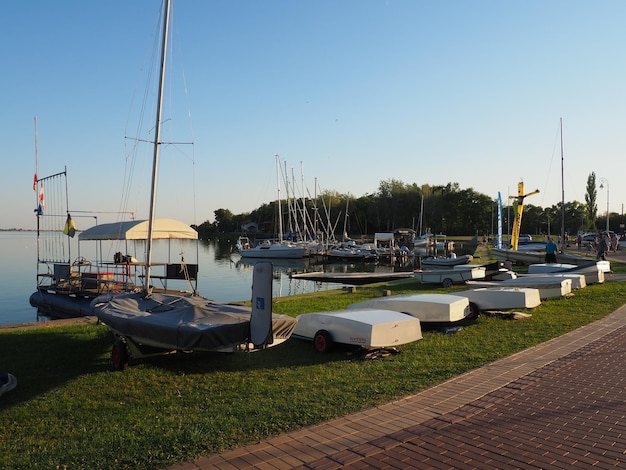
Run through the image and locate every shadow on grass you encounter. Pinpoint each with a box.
[0,325,111,410]
[121,335,361,374]
[0,323,363,407]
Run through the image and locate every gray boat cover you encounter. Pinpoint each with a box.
[91,292,296,351]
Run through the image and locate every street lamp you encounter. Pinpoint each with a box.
[599,177,609,232]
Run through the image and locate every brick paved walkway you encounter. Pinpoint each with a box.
[170,303,626,469]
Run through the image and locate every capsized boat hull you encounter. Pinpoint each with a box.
[451,287,541,311]
[92,292,297,352]
[492,248,591,266]
[529,261,609,284]
[518,273,586,289]
[349,293,475,325]
[467,278,572,299]
[292,308,422,350]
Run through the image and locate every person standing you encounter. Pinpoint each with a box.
[597,233,609,260]
[545,237,558,263]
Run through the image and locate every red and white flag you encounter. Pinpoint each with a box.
[37,184,45,215]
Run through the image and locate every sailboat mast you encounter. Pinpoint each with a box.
[275,154,283,242]
[560,117,565,250]
[34,116,40,263]
[145,0,171,294]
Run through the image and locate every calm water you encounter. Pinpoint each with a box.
[0,231,351,327]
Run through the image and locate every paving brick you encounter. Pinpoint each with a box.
[164,306,626,469]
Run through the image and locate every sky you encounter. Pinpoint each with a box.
[3,0,626,231]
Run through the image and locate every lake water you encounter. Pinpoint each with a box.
[0,231,359,326]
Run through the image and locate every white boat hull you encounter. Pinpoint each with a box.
[451,287,541,311]
[467,278,572,299]
[349,293,475,324]
[529,261,609,284]
[414,265,486,287]
[518,273,586,289]
[528,263,578,273]
[293,309,422,350]
[240,243,306,259]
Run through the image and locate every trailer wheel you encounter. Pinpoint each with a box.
[442,278,454,288]
[314,330,333,353]
[467,302,480,320]
[111,340,129,371]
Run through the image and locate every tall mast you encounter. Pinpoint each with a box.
[275,154,283,242]
[34,116,40,261]
[145,0,171,295]
[560,117,565,250]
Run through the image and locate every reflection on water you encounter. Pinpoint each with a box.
[1,232,476,326]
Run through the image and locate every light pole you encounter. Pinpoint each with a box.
[600,177,609,232]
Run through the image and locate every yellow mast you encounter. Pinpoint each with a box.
[509,181,539,250]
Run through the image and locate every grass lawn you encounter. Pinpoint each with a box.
[2,254,625,469]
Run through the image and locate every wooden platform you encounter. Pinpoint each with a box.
[289,271,414,285]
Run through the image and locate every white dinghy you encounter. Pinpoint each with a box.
[518,273,586,290]
[414,265,486,287]
[292,309,422,353]
[467,277,572,299]
[451,287,541,311]
[349,293,479,327]
[528,261,609,285]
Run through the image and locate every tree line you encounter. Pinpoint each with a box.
[194,172,622,240]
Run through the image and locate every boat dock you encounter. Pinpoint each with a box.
[289,271,414,285]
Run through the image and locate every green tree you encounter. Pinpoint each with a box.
[585,173,597,230]
[213,208,235,233]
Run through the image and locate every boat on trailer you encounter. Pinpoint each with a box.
[420,254,473,269]
[451,287,541,311]
[348,293,479,328]
[91,1,298,369]
[414,265,486,287]
[292,309,422,353]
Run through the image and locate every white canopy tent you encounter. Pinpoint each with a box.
[78,218,197,241]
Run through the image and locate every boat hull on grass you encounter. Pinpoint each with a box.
[451,287,541,311]
[292,308,422,352]
[467,278,572,299]
[518,273,586,289]
[349,293,478,327]
[492,248,591,266]
[528,261,609,284]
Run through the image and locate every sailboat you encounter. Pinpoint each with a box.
[91,0,296,369]
[237,154,306,259]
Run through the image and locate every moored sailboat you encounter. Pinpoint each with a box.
[91,0,296,369]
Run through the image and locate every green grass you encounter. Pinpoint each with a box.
[2,275,626,469]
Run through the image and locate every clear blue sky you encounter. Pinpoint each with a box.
[3,0,625,230]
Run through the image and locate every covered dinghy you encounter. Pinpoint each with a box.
[92,293,296,352]
[92,262,297,369]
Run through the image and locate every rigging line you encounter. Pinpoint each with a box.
[539,120,562,208]
[119,2,165,222]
